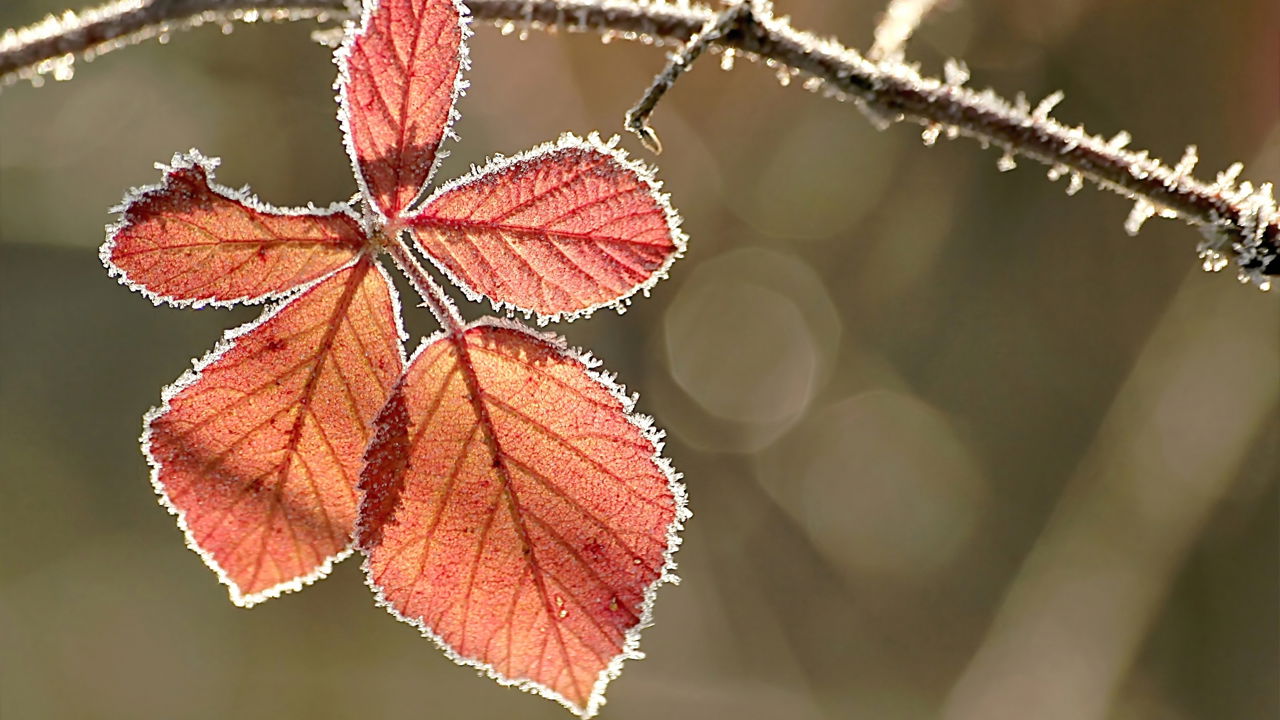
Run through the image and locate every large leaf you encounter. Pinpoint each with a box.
[359,320,686,717]
[408,134,685,321]
[337,0,467,220]
[147,258,405,605]
[103,151,366,306]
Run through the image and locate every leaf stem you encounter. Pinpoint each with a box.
[3,0,1276,285]
[382,231,465,336]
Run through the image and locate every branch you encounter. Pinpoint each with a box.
[0,0,351,85]
[623,1,752,154]
[2,0,1276,287]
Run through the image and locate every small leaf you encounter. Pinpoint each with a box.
[147,258,405,605]
[408,134,685,321]
[359,320,686,717]
[337,0,468,220]
[103,150,366,307]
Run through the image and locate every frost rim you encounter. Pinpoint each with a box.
[356,316,689,718]
[333,0,473,223]
[140,257,408,607]
[406,131,690,326]
[101,148,365,309]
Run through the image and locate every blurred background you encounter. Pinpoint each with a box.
[1,0,1277,718]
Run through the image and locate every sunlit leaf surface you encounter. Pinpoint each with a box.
[339,0,465,219]
[410,136,683,320]
[104,152,365,306]
[359,321,684,716]
[147,259,404,604]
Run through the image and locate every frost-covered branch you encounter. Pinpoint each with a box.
[0,0,350,85]
[3,0,1276,286]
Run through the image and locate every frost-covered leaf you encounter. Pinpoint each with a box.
[358,320,686,717]
[103,151,366,306]
[407,135,685,321]
[147,259,404,605]
[337,0,467,220]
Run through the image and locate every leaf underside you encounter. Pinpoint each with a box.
[147,259,404,603]
[105,157,365,305]
[409,141,681,318]
[359,322,681,715]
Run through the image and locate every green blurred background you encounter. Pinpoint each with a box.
[1,1,1277,718]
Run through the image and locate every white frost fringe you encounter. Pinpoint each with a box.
[359,317,689,718]
[100,148,363,308]
[409,131,690,326]
[138,258,407,607]
[333,0,473,224]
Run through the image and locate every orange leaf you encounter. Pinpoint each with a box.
[103,151,366,306]
[338,0,467,220]
[359,320,686,717]
[147,258,405,605]
[408,134,685,321]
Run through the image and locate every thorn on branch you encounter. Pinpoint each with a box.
[624,1,756,154]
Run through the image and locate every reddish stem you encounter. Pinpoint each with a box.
[382,230,465,336]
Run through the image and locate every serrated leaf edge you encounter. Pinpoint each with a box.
[141,257,408,607]
[333,0,473,224]
[407,131,689,326]
[356,316,689,718]
[100,148,366,309]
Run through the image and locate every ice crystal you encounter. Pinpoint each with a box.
[720,47,735,70]
[943,58,969,86]
[1210,162,1245,194]
[870,0,943,61]
[1171,145,1199,180]
[1032,91,1064,120]
[1107,131,1132,151]
[1124,199,1156,235]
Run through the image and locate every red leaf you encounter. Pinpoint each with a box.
[359,320,686,717]
[408,134,685,321]
[147,258,405,605]
[103,151,366,306]
[338,0,467,220]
